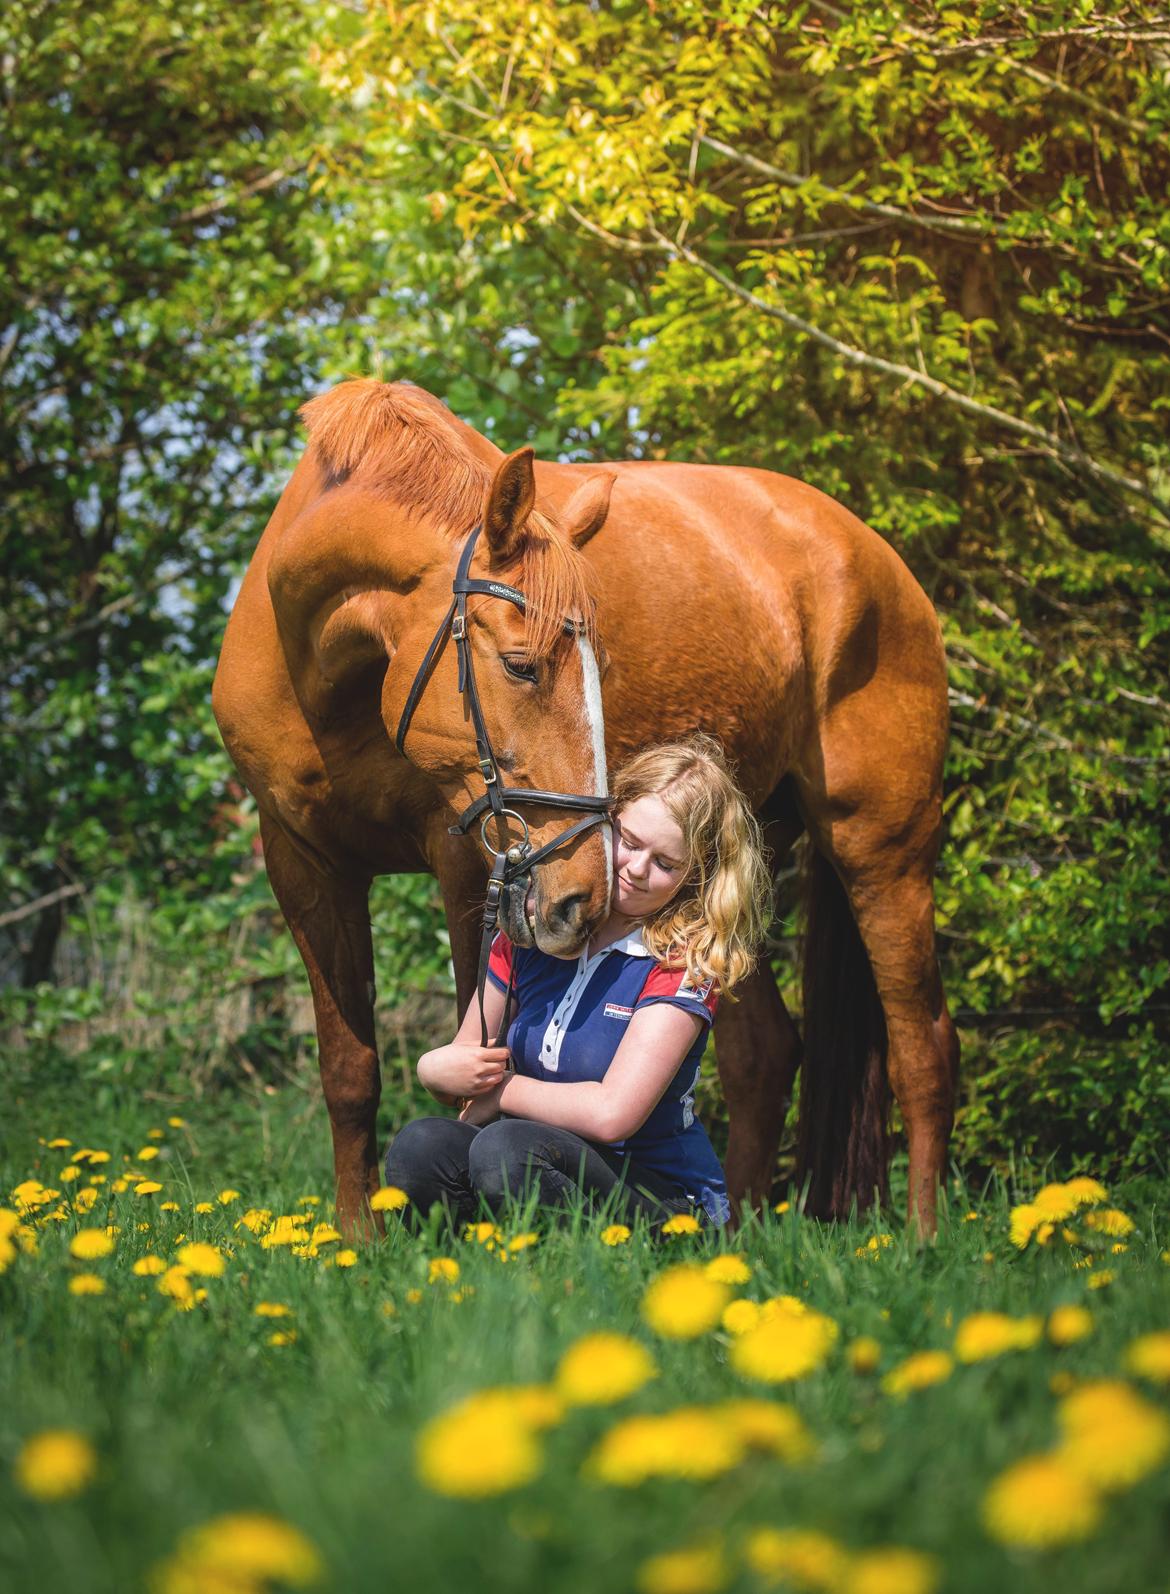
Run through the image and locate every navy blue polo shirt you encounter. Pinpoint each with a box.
[487,928,730,1225]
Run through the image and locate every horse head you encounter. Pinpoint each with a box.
[385,443,616,956]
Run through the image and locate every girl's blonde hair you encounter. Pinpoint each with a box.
[609,735,771,994]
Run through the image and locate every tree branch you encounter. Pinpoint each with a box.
[643,226,1170,528]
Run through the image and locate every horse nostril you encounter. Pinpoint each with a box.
[546,890,591,934]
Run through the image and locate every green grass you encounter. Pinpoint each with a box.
[2,1081,1169,1594]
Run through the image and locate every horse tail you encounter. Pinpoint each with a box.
[795,846,890,1217]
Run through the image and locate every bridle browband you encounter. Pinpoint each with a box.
[395,523,611,1045]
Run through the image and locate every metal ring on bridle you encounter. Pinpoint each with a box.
[480,807,530,860]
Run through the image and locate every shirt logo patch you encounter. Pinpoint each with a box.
[604,1002,634,1020]
[680,975,714,1001]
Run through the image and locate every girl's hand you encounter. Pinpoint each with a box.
[459,1080,507,1127]
[418,1042,511,1100]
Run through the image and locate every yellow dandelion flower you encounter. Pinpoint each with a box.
[59,1166,81,1185]
[641,1266,729,1340]
[157,1265,194,1307]
[1056,1379,1170,1490]
[773,1200,790,1215]
[587,1408,744,1486]
[146,1128,165,1139]
[744,1526,848,1589]
[334,1249,358,1268]
[47,1138,72,1149]
[69,1149,108,1165]
[1008,1203,1040,1248]
[254,1301,292,1317]
[464,1220,500,1244]
[71,1187,98,1214]
[193,1201,213,1215]
[133,1255,166,1276]
[110,1178,129,1195]
[309,1224,341,1246]
[637,1541,726,1594]
[601,1223,631,1246]
[236,1207,272,1234]
[704,1255,752,1285]
[69,1272,105,1295]
[167,1116,186,1128]
[217,1189,241,1205]
[661,1212,701,1237]
[160,1512,321,1588]
[1033,1183,1078,1222]
[381,1301,397,1318]
[848,1336,882,1375]
[982,1453,1101,1547]
[722,1299,761,1336]
[370,1185,409,1212]
[1048,1305,1094,1346]
[461,1385,563,1432]
[416,1395,543,1497]
[14,1430,97,1501]
[1086,1270,1114,1290]
[843,1547,940,1594]
[716,1399,813,1463]
[69,1227,114,1260]
[881,1351,953,1398]
[13,1180,59,1212]
[160,1201,180,1213]
[1124,1331,1170,1386]
[730,1301,838,1384]
[136,1146,159,1161]
[267,1330,297,1347]
[428,1257,460,1285]
[556,1332,657,1406]
[259,1215,310,1248]
[1083,1208,1134,1238]
[962,1210,979,1221]
[507,1232,539,1252]
[298,1195,321,1207]
[1064,1177,1108,1208]
[134,1181,162,1197]
[954,1312,1042,1363]
[405,1287,423,1305]
[176,1243,224,1278]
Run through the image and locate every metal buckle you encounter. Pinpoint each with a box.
[480,759,497,785]
[481,807,531,858]
[451,613,466,641]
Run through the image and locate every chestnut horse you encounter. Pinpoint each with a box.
[213,379,958,1236]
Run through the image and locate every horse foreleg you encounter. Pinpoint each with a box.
[260,812,382,1240]
[843,860,959,1236]
[714,964,800,1221]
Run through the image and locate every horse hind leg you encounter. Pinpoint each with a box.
[812,817,960,1235]
[260,811,383,1240]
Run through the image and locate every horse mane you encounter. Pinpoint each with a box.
[299,378,595,659]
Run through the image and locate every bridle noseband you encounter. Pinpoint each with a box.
[395,524,612,1045]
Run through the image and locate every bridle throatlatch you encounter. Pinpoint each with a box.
[395,524,612,1045]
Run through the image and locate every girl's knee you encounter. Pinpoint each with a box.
[467,1120,543,1201]
[385,1116,467,1179]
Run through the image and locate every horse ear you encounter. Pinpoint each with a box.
[482,447,536,564]
[561,470,616,548]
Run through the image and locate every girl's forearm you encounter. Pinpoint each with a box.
[498,1074,615,1141]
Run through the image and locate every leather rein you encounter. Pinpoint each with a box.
[394,523,611,1046]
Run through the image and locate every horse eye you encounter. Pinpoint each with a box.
[502,655,538,683]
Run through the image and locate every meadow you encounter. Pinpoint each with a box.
[3,1082,1169,1594]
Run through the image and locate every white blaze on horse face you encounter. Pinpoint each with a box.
[576,633,612,900]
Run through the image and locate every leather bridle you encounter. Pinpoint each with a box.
[395,523,612,1044]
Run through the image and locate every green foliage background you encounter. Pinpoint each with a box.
[2,0,1168,1184]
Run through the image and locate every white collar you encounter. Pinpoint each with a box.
[584,925,652,962]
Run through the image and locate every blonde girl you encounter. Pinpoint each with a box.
[384,735,770,1228]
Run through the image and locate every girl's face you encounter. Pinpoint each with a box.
[612,794,689,921]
